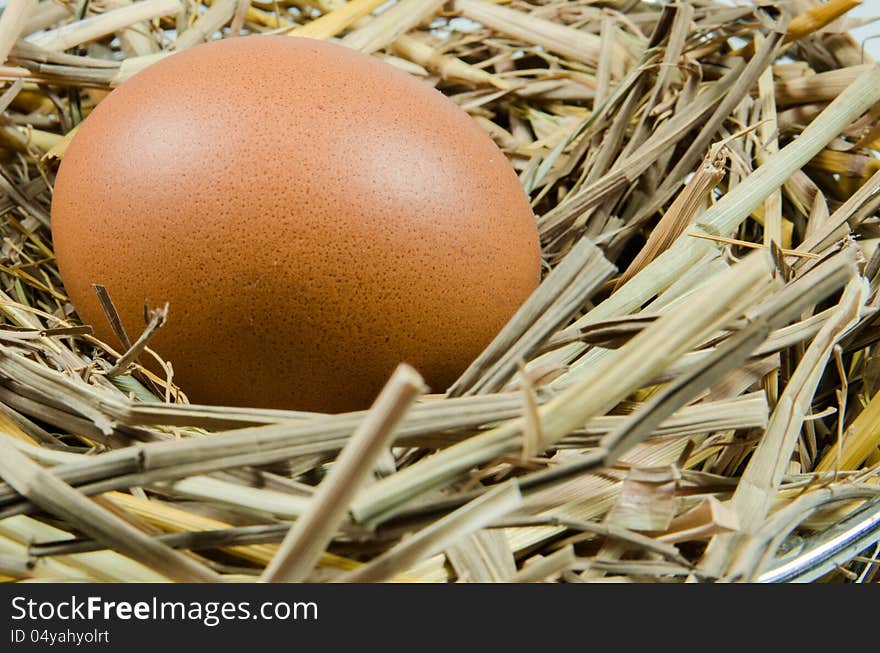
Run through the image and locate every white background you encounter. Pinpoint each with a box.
[848,1,879,59]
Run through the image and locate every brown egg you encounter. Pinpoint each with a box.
[51,36,541,413]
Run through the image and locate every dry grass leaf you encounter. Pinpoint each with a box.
[657,497,739,544]
[605,466,679,532]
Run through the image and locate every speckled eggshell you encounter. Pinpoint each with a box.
[51,35,541,413]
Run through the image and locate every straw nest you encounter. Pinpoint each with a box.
[0,0,878,583]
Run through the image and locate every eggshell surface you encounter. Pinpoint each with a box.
[51,36,541,412]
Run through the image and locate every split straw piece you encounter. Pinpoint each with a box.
[614,148,726,290]
[757,33,782,248]
[26,0,182,52]
[261,364,426,582]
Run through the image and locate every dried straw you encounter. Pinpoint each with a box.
[0,0,877,585]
